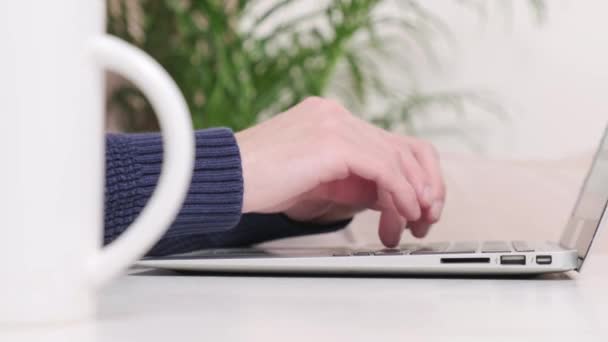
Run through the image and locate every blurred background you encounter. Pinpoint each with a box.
[103,0,608,250]
[105,0,608,160]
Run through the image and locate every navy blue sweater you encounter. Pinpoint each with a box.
[104,128,349,256]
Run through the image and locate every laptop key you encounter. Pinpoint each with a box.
[332,251,351,257]
[353,251,372,256]
[445,241,478,254]
[512,240,535,252]
[399,244,419,253]
[481,241,512,253]
[410,243,450,255]
[373,248,404,256]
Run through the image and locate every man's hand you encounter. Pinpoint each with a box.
[235,97,446,247]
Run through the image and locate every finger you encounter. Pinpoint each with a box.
[325,126,417,219]
[408,139,446,222]
[336,140,422,221]
[378,206,406,248]
[338,121,423,220]
[407,218,432,238]
[354,121,431,208]
[397,147,432,208]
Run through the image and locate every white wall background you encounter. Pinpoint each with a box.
[412,0,608,160]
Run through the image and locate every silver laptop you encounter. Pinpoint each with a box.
[137,128,608,275]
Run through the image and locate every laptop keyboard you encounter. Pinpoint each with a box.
[333,241,535,257]
[148,240,542,261]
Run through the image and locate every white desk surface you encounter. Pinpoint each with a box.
[5,255,608,342]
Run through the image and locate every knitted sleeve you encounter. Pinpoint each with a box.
[104,128,350,256]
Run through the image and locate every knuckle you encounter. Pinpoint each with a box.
[303,98,354,135]
[321,98,347,113]
[302,97,349,117]
[301,96,325,108]
[318,114,351,136]
[321,100,352,121]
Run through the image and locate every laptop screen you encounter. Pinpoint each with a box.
[560,127,608,270]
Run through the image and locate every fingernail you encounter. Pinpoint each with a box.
[430,200,444,221]
[422,185,433,206]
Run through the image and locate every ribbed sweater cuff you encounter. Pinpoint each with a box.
[104,128,243,244]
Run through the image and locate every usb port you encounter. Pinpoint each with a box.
[536,255,552,265]
[500,255,526,265]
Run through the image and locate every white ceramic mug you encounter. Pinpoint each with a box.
[0,1,194,323]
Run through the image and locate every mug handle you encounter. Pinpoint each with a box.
[87,35,195,287]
